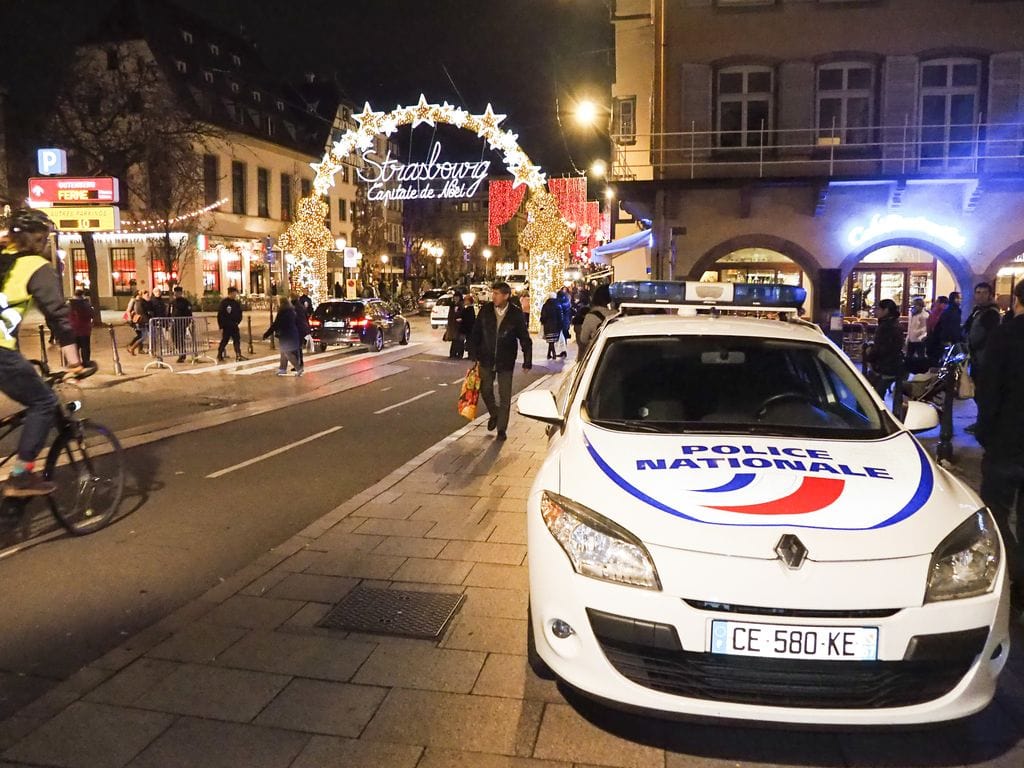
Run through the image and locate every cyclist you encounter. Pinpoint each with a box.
[0,208,93,497]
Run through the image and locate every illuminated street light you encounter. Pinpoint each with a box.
[575,99,599,127]
[604,187,615,200]
[334,237,347,250]
[590,159,608,178]
[482,247,492,280]
[380,253,389,265]
[460,231,477,249]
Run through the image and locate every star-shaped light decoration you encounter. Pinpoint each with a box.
[332,130,358,157]
[310,159,338,191]
[354,102,384,132]
[512,162,546,190]
[477,103,507,132]
[354,130,376,152]
[489,130,519,155]
[444,103,469,128]
[411,94,440,129]
[379,114,400,136]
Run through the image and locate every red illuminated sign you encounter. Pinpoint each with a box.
[28,177,120,205]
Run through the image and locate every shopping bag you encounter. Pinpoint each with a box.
[553,335,567,357]
[458,363,480,420]
[956,362,975,400]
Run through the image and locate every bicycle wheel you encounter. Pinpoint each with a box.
[44,422,125,535]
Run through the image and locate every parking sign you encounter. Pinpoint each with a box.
[36,148,68,176]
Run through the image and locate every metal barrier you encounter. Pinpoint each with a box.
[145,317,215,372]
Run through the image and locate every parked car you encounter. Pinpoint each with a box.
[430,293,457,330]
[469,283,491,304]
[506,271,529,295]
[418,289,448,315]
[309,299,411,353]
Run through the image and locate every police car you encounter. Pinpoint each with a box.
[517,281,1009,726]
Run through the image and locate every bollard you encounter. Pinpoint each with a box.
[937,364,956,464]
[268,307,275,350]
[108,324,125,376]
[37,324,48,370]
[247,316,254,355]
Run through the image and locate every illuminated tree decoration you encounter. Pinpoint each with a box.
[520,190,575,332]
[277,196,333,301]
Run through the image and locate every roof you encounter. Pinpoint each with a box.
[600,313,827,343]
[87,0,335,156]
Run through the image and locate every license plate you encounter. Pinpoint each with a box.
[324,321,344,328]
[710,620,878,661]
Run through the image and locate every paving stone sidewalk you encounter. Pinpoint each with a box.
[2,397,1024,767]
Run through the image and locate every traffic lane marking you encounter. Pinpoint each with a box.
[373,390,436,415]
[230,343,422,375]
[206,426,343,479]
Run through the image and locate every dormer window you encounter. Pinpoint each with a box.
[276,100,285,112]
[252,91,261,103]
[175,60,187,74]
[203,70,214,84]
[232,54,241,67]
[182,30,193,43]
[230,82,239,94]
[209,43,220,55]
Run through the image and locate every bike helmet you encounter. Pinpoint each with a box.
[8,208,55,234]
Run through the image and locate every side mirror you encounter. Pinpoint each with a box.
[901,400,939,433]
[517,390,562,426]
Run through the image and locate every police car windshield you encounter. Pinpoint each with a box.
[585,335,894,439]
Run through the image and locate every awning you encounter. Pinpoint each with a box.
[592,228,653,259]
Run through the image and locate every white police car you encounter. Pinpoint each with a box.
[517,281,1009,726]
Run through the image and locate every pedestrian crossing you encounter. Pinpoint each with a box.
[175,343,422,376]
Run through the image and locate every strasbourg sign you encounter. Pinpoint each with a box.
[357,141,489,202]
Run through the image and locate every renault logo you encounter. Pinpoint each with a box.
[775,534,808,570]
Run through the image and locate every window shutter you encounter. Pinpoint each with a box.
[778,61,814,155]
[679,63,712,167]
[880,56,918,173]
[986,53,1023,173]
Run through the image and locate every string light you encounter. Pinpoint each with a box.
[118,198,228,232]
[520,190,574,333]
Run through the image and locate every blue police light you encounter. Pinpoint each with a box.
[609,281,806,310]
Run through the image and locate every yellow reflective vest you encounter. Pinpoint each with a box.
[0,247,50,351]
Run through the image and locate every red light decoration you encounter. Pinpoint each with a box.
[547,177,587,234]
[487,180,527,246]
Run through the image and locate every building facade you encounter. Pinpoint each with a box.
[609,0,1024,319]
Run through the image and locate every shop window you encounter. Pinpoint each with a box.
[816,62,874,145]
[280,173,292,220]
[716,65,774,148]
[203,154,219,206]
[614,96,636,145]
[202,252,221,293]
[232,161,247,215]
[250,262,266,294]
[71,248,90,292]
[110,248,136,296]
[224,252,242,291]
[257,167,270,218]
[920,58,981,168]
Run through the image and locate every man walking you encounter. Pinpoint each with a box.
[216,286,246,362]
[170,286,193,364]
[963,281,1001,433]
[469,281,532,441]
[975,280,1024,612]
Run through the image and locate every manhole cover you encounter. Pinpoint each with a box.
[317,587,464,639]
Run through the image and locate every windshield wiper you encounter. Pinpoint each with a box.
[590,419,681,433]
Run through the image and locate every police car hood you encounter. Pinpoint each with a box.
[563,426,978,561]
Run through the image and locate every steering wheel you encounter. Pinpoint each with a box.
[755,392,817,420]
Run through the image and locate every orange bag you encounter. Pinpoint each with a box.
[458,364,480,420]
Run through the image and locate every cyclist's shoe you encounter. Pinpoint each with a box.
[4,472,57,497]
[66,361,98,380]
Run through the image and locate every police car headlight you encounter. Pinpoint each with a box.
[540,491,661,590]
[925,510,1000,603]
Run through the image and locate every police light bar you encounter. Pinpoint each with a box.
[610,281,806,310]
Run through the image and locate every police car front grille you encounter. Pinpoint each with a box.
[595,638,975,709]
[682,600,900,620]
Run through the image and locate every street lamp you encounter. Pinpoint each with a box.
[590,159,608,178]
[575,99,599,127]
[482,248,492,281]
[460,231,476,284]
[435,255,442,284]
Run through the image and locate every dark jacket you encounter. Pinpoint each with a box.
[964,301,1001,370]
[264,303,301,352]
[934,301,963,346]
[975,314,1024,459]
[469,301,532,372]
[557,291,572,334]
[68,298,93,337]
[217,297,243,328]
[461,305,476,339]
[148,296,168,318]
[298,294,314,316]
[540,297,562,338]
[171,295,192,317]
[292,300,310,337]
[867,315,904,377]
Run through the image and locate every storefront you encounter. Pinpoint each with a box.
[844,245,957,317]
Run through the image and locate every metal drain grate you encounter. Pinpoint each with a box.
[317,587,464,639]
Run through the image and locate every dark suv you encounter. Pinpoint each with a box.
[309,299,411,353]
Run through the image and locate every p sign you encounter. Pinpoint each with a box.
[36,148,68,176]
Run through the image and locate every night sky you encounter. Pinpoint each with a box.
[2,0,613,178]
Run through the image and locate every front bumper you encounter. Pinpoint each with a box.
[527,503,1011,725]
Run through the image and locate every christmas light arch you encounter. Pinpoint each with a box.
[281,94,572,331]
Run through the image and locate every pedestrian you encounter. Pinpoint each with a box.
[541,292,562,359]
[216,286,246,362]
[298,292,314,318]
[963,281,1002,433]
[934,290,963,351]
[975,279,1024,614]
[263,296,302,375]
[906,296,928,367]
[446,291,465,358]
[864,298,905,400]
[468,281,532,441]
[67,289,93,365]
[557,289,572,349]
[461,294,475,355]
[334,281,343,299]
[925,295,949,365]
[292,296,310,371]
[127,289,152,355]
[571,286,592,342]
[169,286,193,363]
[149,287,168,318]
[577,284,616,357]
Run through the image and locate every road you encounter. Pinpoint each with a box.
[0,318,548,720]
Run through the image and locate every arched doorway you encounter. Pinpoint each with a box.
[986,240,1024,313]
[844,244,958,317]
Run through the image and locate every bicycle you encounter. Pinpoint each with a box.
[0,360,125,535]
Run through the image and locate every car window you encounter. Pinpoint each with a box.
[315,302,362,320]
[435,297,453,308]
[585,335,893,439]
